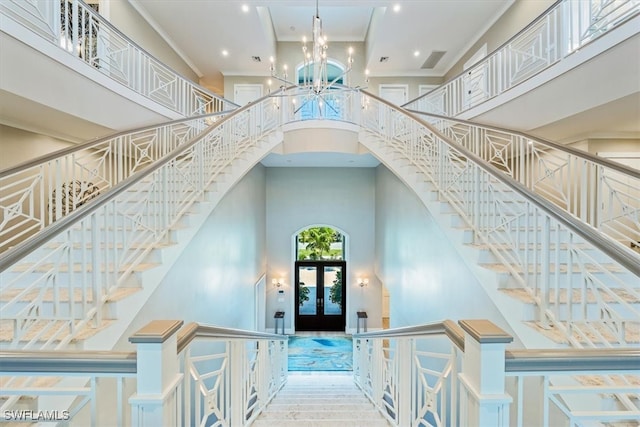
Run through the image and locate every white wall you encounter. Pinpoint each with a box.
[0,125,73,169]
[265,167,379,333]
[374,165,516,335]
[108,1,199,83]
[446,0,556,80]
[114,165,267,350]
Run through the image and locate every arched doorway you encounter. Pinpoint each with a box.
[294,226,346,331]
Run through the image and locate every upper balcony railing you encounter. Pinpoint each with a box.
[0,0,237,116]
[403,0,640,115]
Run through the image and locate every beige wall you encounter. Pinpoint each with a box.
[223,41,441,101]
[223,77,270,104]
[445,0,556,80]
[588,139,640,156]
[0,125,73,170]
[106,1,199,83]
[366,76,444,101]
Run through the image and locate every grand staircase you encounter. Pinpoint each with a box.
[0,119,284,353]
[253,374,390,427]
[358,127,639,349]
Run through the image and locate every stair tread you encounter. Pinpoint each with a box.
[480,262,626,274]
[10,262,159,274]
[256,374,389,425]
[524,320,640,345]
[0,287,141,303]
[265,403,375,411]
[0,318,114,343]
[500,287,640,304]
[252,421,390,426]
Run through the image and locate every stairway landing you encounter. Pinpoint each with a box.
[253,373,390,426]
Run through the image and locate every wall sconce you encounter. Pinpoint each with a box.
[357,278,369,287]
[272,278,284,288]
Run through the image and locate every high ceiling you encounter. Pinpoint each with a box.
[129,0,514,92]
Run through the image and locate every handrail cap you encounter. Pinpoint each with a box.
[130,320,184,344]
[459,319,513,344]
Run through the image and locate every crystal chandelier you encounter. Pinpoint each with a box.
[269,0,354,115]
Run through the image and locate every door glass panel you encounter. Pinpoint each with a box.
[324,265,343,316]
[298,266,317,316]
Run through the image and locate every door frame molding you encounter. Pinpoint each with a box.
[294,260,347,332]
[378,84,409,105]
[290,224,350,333]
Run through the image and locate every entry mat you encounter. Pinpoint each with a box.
[288,336,353,371]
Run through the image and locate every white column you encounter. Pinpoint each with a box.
[129,320,184,427]
[458,319,513,427]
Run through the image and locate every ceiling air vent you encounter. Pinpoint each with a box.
[421,51,446,69]
[251,56,262,62]
[379,56,389,63]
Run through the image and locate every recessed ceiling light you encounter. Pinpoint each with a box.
[414,50,420,57]
[241,4,249,13]
[222,50,229,57]
[393,4,401,13]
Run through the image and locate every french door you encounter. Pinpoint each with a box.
[295,261,346,331]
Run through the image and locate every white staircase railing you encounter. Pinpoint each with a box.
[0,0,237,116]
[0,321,288,426]
[0,91,282,351]
[0,113,227,253]
[1,87,638,352]
[359,91,640,348]
[403,0,640,116]
[175,323,288,426]
[406,110,640,259]
[354,320,640,427]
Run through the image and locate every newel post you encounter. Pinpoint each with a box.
[458,319,513,427]
[129,320,184,427]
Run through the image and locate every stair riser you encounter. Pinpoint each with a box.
[256,410,385,420]
[477,248,617,265]
[1,300,119,319]
[518,301,640,320]
[15,248,166,266]
[252,420,390,427]
[2,272,143,289]
[87,213,194,229]
[493,271,638,289]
